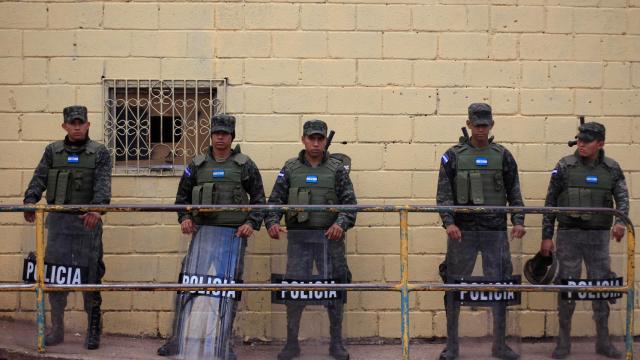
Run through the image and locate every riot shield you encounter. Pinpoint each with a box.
[541,229,627,359]
[270,229,350,358]
[173,226,245,360]
[440,230,523,359]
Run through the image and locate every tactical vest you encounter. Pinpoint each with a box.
[557,154,614,229]
[190,152,250,227]
[285,157,340,229]
[46,141,98,205]
[453,143,507,206]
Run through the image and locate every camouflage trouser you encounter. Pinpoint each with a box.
[555,229,612,334]
[284,230,351,342]
[443,231,513,352]
[45,213,105,315]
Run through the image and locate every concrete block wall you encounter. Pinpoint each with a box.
[0,0,639,341]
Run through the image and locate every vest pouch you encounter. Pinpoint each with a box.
[578,188,593,221]
[191,186,203,205]
[200,183,217,220]
[456,171,470,204]
[494,172,504,192]
[46,169,60,204]
[469,171,484,205]
[54,171,72,205]
[296,189,311,223]
[567,188,582,219]
[232,185,248,205]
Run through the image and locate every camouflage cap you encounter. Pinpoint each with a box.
[468,102,493,125]
[63,106,88,123]
[303,119,327,137]
[211,114,236,135]
[577,121,605,142]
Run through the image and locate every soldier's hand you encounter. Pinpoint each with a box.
[540,239,554,256]
[612,223,625,242]
[446,224,462,242]
[325,224,344,241]
[268,224,287,240]
[80,212,101,230]
[511,225,526,240]
[24,211,35,223]
[236,223,254,238]
[180,219,198,235]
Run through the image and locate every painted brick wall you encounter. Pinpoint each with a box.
[0,0,639,340]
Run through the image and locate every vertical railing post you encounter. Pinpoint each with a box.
[35,206,46,353]
[399,210,410,360]
[624,225,635,360]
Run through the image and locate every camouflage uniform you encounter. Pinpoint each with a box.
[542,122,628,359]
[159,115,266,359]
[436,103,524,360]
[23,106,112,349]
[266,120,356,360]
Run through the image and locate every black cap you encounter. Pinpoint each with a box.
[577,122,605,142]
[303,119,328,137]
[211,114,236,135]
[63,106,88,123]
[468,103,493,125]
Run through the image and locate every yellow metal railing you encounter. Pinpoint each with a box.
[0,204,635,360]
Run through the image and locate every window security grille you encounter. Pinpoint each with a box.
[103,79,227,176]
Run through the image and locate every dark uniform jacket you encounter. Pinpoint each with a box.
[436,139,525,231]
[175,146,266,230]
[542,149,629,240]
[24,137,112,205]
[265,150,357,230]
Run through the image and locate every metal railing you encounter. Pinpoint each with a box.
[0,204,635,360]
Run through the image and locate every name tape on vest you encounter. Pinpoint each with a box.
[178,273,242,300]
[560,277,623,301]
[475,157,489,167]
[22,259,88,285]
[271,274,343,304]
[454,276,522,306]
[305,175,318,184]
[212,169,225,178]
[67,155,79,164]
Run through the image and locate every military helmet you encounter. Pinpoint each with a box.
[524,251,559,285]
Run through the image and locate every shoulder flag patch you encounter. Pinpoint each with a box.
[277,171,285,178]
[551,169,558,176]
[441,153,449,164]
[184,167,192,177]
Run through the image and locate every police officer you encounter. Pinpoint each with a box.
[23,105,112,350]
[540,122,628,359]
[266,120,356,360]
[437,103,525,360]
[158,114,266,359]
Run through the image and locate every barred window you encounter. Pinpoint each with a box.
[103,79,227,176]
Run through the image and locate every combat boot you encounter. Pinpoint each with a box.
[491,344,520,360]
[277,342,301,360]
[85,307,101,350]
[278,305,303,360]
[45,310,64,346]
[328,303,349,360]
[595,321,622,359]
[552,300,574,359]
[157,336,179,356]
[438,347,458,360]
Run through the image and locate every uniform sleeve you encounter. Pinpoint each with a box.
[502,149,525,226]
[265,166,290,229]
[611,165,630,226]
[24,145,53,204]
[436,149,456,228]
[90,146,112,205]
[542,162,565,240]
[334,166,357,231]
[175,163,198,224]
[241,159,267,230]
